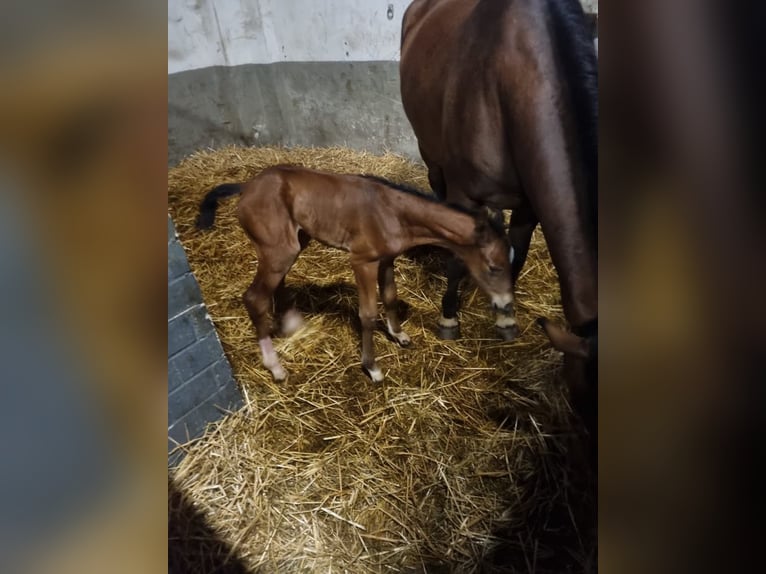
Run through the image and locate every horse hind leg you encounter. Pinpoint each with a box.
[378,258,411,347]
[243,247,300,381]
[275,230,312,336]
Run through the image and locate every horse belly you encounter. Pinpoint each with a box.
[442,109,525,211]
[291,210,353,251]
[296,220,350,251]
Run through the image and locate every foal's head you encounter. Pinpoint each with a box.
[460,215,513,313]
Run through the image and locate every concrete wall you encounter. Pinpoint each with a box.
[169,0,411,72]
[168,0,413,165]
[168,216,243,466]
[168,0,597,164]
[169,60,415,164]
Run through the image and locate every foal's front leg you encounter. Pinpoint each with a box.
[352,260,383,382]
[378,258,411,347]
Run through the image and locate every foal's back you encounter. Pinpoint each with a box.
[237,165,403,254]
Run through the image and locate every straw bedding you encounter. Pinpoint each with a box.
[168,146,594,573]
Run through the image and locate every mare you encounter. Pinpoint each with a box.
[400,0,598,439]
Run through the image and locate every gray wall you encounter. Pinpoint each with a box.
[168,216,243,466]
[168,60,418,166]
[167,0,598,165]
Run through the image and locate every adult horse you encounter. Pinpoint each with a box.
[400,0,597,438]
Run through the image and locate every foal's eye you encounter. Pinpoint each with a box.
[489,265,503,274]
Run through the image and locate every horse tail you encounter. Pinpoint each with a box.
[195,183,243,229]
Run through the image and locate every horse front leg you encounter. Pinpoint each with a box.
[490,207,536,341]
[437,255,466,339]
[508,205,538,284]
[352,260,383,382]
[378,258,411,347]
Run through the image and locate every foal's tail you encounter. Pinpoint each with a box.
[195,183,243,229]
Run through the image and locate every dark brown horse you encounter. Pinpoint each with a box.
[400,0,597,434]
[196,165,513,382]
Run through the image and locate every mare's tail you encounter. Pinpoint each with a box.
[195,183,243,229]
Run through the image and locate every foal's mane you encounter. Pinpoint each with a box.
[358,174,505,237]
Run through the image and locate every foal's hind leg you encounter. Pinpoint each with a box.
[352,260,383,382]
[274,230,312,335]
[437,256,467,339]
[243,248,299,381]
[378,258,411,347]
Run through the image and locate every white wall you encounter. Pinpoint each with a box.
[168,0,412,74]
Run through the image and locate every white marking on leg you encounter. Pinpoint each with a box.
[368,365,384,383]
[495,314,517,329]
[387,318,411,345]
[282,309,304,336]
[259,337,286,380]
[439,315,459,328]
[509,245,515,264]
[491,293,513,310]
[270,364,287,381]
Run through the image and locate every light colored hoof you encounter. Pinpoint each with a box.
[366,365,384,383]
[281,309,304,336]
[270,364,287,381]
[394,332,412,347]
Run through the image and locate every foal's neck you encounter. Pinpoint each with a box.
[397,194,477,248]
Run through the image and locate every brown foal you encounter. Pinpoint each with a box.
[197,165,513,382]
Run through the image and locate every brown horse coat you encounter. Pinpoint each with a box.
[400,0,597,330]
[400,0,598,445]
[197,165,513,382]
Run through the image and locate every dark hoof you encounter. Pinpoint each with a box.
[496,324,519,341]
[437,324,461,340]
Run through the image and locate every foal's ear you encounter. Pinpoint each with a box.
[537,318,590,359]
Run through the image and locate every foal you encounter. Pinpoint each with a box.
[197,165,514,382]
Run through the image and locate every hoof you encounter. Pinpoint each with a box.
[365,365,384,383]
[495,324,519,341]
[281,309,304,336]
[437,324,461,340]
[394,332,412,347]
[269,365,287,381]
